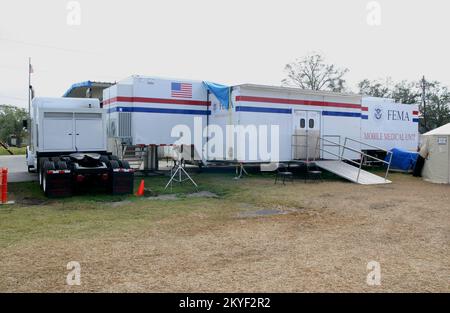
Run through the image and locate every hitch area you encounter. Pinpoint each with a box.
[38,154,134,197]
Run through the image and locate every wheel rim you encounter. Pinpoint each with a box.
[43,175,46,193]
[39,170,42,185]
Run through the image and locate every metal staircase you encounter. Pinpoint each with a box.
[121,145,145,170]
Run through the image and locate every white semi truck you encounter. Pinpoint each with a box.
[26,97,134,197]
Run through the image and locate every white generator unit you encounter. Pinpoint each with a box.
[26,97,134,197]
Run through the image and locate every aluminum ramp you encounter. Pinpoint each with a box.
[315,160,391,185]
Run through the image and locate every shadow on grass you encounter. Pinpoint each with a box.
[5,164,395,206]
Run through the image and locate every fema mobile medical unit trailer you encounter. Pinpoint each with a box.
[102,76,418,171]
[207,85,419,163]
[207,84,364,163]
[103,77,363,164]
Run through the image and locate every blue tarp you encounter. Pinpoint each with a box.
[63,81,93,97]
[203,81,231,109]
[385,148,419,171]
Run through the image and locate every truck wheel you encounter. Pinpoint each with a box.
[43,160,55,171]
[99,155,109,164]
[109,155,120,161]
[119,160,130,169]
[56,160,68,170]
[109,160,120,169]
[42,171,49,196]
[38,158,49,189]
[42,161,55,197]
[39,169,43,188]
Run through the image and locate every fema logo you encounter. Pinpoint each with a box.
[374,107,383,120]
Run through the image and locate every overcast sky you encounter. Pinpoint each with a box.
[1,0,449,108]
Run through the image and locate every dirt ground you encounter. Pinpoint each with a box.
[0,173,449,292]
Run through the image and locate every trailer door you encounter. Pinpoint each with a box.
[293,110,321,160]
[74,113,104,151]
[42,112,74,151]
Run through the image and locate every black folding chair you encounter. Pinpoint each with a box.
[306,163,322,183]
[274,163,294,185]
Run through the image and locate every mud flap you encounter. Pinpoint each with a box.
[111,170,134,195]
[44,172,73,197]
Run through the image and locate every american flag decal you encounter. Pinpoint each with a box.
[171,82,192,98]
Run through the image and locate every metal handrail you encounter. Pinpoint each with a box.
[342,137,393,166]
[316,136,393,183]
[314,135,341,162]
[344,137,392,153]
[315,146,361,166]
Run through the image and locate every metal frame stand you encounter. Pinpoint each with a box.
[164,160,198,191]
[234,162,249,179]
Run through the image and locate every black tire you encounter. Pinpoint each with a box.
[42,170,49,196]
[119,160,130,169]
[42,161,55,197]
[109,160,120,169]
[99,155,109,164]
[38,158,49,189]
[56,161,68,170]
[109,155,120,161]
[43,160,55,171]
[38,168,43,189]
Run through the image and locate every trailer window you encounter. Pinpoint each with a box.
[309,119,315,129]
[300,118,306,128]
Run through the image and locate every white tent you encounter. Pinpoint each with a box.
[421,123,450,184]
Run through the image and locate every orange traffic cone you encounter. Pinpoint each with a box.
[136,179,145,196]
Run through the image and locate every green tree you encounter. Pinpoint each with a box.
[358,78,393,98]
[357,77,450,133]
[420,81,450,132]
[358,78,420,104]
[0,105,28,144]
[282,53,349,92]
[391,80,420,104]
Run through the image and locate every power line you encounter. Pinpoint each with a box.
[0,94,28,101]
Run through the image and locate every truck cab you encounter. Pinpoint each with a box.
[27,97,133,197]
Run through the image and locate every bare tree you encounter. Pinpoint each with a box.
[282,53,349,92]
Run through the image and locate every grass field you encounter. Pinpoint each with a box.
[0,146,26,156]
[0,170,449,292]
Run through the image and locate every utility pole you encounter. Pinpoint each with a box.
[421,75,427,131]
[28,57,33,146]
[28,58,31,113]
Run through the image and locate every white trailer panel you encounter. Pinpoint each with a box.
[103,76,419,165]
[103,76,209,151]
[361,97,419,151]
[208,84,363,162]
